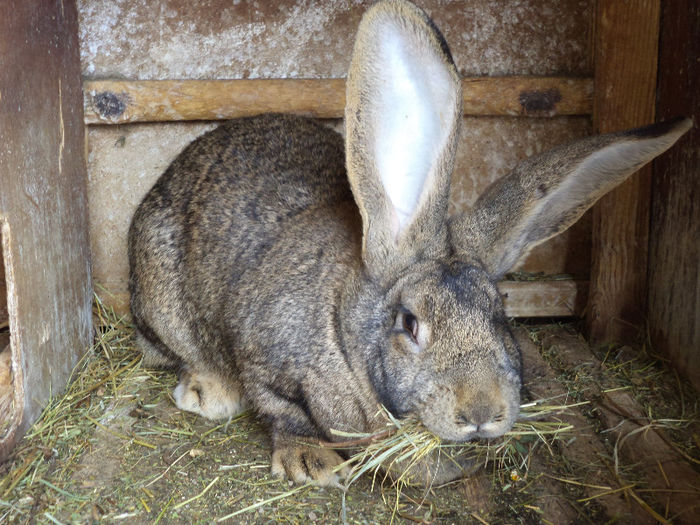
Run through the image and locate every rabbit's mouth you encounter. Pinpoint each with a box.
[415,387,519,442]
[452,411,514,440]
[420,413,515,442]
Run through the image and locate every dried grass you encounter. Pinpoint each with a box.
[337,398,581,488]
[221,398,582,522]
[0,295,583,523]
[5,295,696,523]
[0,294,156,520]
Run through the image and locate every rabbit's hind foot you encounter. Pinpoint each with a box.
[173,368,248,420]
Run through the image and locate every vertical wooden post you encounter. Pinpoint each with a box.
[0,0,92,461]
[648,0,700,391]
[587,0,661,344]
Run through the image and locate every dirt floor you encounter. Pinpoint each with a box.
[1,307,699,524]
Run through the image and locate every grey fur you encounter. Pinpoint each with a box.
[128,0,691,486]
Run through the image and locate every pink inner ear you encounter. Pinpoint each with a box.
[368,20,456,239]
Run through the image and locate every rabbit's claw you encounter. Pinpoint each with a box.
[271,443,349,487]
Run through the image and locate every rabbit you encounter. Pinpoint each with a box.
[128,0,691,487]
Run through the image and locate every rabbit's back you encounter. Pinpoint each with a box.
[128,114,351,371]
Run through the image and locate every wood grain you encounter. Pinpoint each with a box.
[586,0,660,344]
[539,329,700,525]
[0,0,92,462]
[102,280,587,320]
[499,280,588,318]
[83,76,593,124]
[647,0,700,391]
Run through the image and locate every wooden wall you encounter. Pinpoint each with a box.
[0,0,92,461]
[648,0,700,390]
[587,0,660,343]
[77,0,595,315]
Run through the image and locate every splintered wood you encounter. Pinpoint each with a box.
[0,333,12,436]
[0,261,7,330]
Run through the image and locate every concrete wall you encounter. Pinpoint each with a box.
[78,0,593,311]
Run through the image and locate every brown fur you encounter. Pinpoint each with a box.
[128,0,690,486]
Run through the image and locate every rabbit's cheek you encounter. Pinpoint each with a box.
[413,385,461,436]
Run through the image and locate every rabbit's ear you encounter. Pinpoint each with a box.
[345,0,462,278]
[450,117,692,279]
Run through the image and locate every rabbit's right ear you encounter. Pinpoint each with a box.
[345,0,462,279]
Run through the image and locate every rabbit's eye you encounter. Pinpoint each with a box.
[402,312,419,342]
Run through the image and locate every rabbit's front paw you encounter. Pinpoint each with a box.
[173,368,247,420]
[271,444,349,486]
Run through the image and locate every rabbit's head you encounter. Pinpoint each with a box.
[345,257,522,441]
[343,0,691,442]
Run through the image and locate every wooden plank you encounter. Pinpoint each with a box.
[517,328,656,524]
[101,280,586,320]
[647,0,700,391]
[539,328,700,525]
[0,259,7,328]
[0,0,92,462]
[499,280,588,318]
[82,76,593,124]
[586,0,660,344]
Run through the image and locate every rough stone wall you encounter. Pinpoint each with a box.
[79,0,593,310]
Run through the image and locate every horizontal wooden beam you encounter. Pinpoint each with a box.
[99,280,587,319]
[83,77,593,124]
[499,280,588,318]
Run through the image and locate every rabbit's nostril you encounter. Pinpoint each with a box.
[456,414,471,426]
[456,409,490,428]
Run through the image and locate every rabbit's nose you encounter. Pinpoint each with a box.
[456,403,510,437]
[457,406,491,428]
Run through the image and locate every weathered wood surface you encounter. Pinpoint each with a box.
[0,0,92,461]
[83,77,593,124]
[0,262,7,329]
[587,0,660,344]
[539,329,700,525]
[517,328,657,524]
[647,0,700,391]
[499,280,588,318]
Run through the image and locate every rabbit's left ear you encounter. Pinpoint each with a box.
[449,117,693,279]
[345,0,462,278]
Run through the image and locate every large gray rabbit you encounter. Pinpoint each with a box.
[128,0,691,486]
